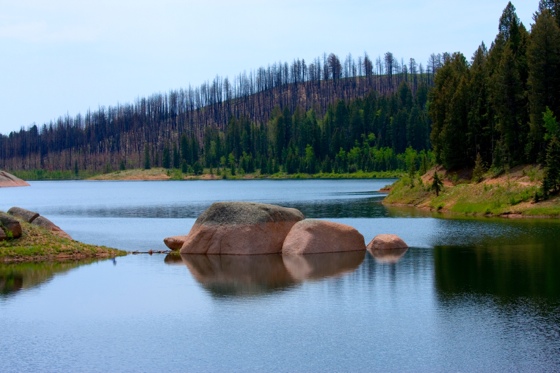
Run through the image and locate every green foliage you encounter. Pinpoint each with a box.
[543,107,559,141]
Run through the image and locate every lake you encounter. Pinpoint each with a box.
[1,180,559,372]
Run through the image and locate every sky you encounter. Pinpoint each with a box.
[0,0,538,135]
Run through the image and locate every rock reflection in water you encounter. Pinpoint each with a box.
[182,254,296,297]
[367,248,409,264]
[178,251,365,298]
[283,251,365,281]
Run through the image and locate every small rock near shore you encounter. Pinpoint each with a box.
[366,234,408,251]
[163,235,189,251]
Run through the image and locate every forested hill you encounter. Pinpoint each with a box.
[0,52,437,176]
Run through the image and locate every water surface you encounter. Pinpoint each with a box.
[1,180,559,372]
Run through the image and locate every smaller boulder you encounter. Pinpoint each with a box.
[282,219,365,255]
[8,207,40,223]
[0,212,22,239]
[367,234,408,251]
[32,216,72,240]
[163,235,188,251]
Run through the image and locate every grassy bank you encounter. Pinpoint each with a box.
[383,165,560,218]
[0,218,126,263]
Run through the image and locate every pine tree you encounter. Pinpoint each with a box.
[543,136,560,197]
[143,144,151,170]
[432,172,444,196]
[527,8,560,161]
[472,152,486,183]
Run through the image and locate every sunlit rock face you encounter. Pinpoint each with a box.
[0,171,29,188]
[282,219,365,255]
[163,235,188,251]
[179,202,304,255]
[366,234,408,251]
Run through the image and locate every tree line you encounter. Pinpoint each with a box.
[429,1,560,174]
[0,51,439,175]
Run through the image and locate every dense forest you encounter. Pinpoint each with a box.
[0,51,439,176]
[430,1,560,176]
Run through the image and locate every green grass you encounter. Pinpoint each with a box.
[0,218,126,262]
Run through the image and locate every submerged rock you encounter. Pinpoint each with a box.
[367,234,408,251]
[179,202,304,255]
[282,219,365,255]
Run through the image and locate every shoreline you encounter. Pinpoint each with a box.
[0,218,126,263]
[382,165,560,219]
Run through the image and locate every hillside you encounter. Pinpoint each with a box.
[0,52,436,178]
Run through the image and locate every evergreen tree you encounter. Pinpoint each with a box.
[527,8,560,161]
[472,152,486,183]
[543,136,560,197]
[432,172,443,196]
[162,145,171,169]
[143,144,151,170]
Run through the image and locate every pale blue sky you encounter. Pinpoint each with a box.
[0,0,537,135]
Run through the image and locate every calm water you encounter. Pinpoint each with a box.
[1,180,559,372]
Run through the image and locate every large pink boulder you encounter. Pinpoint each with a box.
[367,234,408,251]
[282,219,365,255]
[179,202,304,255]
